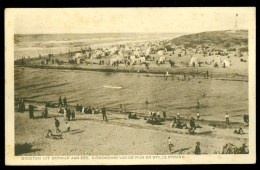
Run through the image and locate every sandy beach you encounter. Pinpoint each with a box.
[15,101,248,156]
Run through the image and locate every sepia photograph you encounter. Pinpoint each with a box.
[5,8,256,165]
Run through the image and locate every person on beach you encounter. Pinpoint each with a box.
[119,104,123,113]
[71,110,75,121]
[82,106,85,114]
[225,113,230,125]
[59,96,62,107]
[189,117,196,133]
[156,110,160,117]
[197,113,200,120]
[64,107,67,120]
[195,142,201,154]
[197,100,200,108]
[163,111,166,120]
[28,104,34,119]
[234,127,244,134]
[66,122,70,133]
[102,107,108,121]
[165,70,169,80]
[145,99,149,107]
[124,105,127,113]
[54,117,61,133]
[44,106,48,119]
[168,137,174,152]
[243,113,249,126]
[176,113,181,122]
[63,97,67,107]
[66,107,71,121]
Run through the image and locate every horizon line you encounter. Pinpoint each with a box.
[14,29,248,35]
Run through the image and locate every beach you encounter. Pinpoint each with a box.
[14,31,249,156]
[15,102,248,155]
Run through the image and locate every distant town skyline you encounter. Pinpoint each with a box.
[10,8,255,34]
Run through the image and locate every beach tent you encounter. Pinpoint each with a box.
[110,56,123,65]
[189,56,200,66]
[133,50,141,57]
[139,57,146,63]
[109,47,120,55]
[129,55,136,62]
[145,48,152,56]
[72,53,82,60]
[157,50,165,56]
[159,56,166,63]
[222,60,231,67]
[76,57,82,64]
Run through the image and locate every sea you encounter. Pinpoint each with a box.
[15,67,248,122]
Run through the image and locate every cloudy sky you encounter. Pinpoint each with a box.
[10,7,255,34]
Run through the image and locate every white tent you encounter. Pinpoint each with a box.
[189,56,199,66]
[222,60,231,67]
[157,50,165,56]
[139,57,146,63]
[130,55,136,61]
[145,48,152,56]
[72,53,82,60]
[159,56,166,63]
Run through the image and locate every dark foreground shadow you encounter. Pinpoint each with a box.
[15,143,41,155]
[171,147,192,154]
[70,130,85,135]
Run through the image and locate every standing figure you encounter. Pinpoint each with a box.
[63,97,67,107]
[197,113,200,120]
[82,106,85,114]
[163,111,166,120]
[243,113,249,126]
[195,142,201,154]
[102,107,108,121]
[71,110,75,121]
[189,117,196,133]
[66,122,70,133]
[55,117,61,133]
[168,137,174,152]
[197,100,200,108]
[59,96,62,107]
[44,107,48,119]
[225,113,230,125]
[66,107,71,121]
[29,104,34,119]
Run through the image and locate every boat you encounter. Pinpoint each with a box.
[104,84,122,89]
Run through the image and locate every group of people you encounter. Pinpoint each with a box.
[46,117,71,139]
[172,113,202,133]
[58,106,76,121]
[59,96,67,107]
[146,110,167,125]
[225,112,249,126]
[76,104,100,114]
[16,98,26,112]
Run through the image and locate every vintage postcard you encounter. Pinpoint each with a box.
[5,8,256,165]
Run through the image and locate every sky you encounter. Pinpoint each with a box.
[9,7,255,34]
